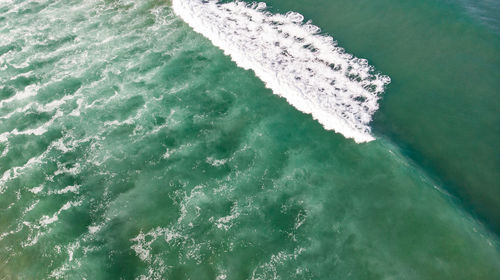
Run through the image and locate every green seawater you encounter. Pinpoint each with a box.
[0,0,499,279]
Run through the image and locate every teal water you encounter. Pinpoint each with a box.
[0,0,499,279]
[259,0,500,234]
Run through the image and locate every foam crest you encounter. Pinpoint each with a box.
[172,0,390,142]
[0,84,39,107]
[39,200,82,227]
[0,110,62,143]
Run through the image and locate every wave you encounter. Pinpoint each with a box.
[0,110,62,142]
[172,0,390,142]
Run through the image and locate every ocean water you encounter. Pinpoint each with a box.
[0,0,499,279]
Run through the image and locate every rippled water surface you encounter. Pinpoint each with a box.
[0,0,499,279]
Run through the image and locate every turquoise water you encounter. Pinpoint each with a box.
[259,0,500,234]
[0,0,499,279]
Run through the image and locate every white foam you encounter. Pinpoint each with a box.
[251,247,307,279]
[0,110,63,143]
[39,200,82,227]
[216,273,228,280]
[1,142,9,157]
[22,199,40,215]
[49,184,80,195]
[130,227,183,262]
[1,135,80,193]
[0,155,43,193]
[206,156,227,167]
[0,102,35,120]
[0,84,39,107]
[172,0,390,142]
[213,202,240,230]
[53,162,81,176]
[162,148,173,159]
[29,185,44,194]
[0,223,24,242]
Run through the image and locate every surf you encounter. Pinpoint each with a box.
[172,0,390,143]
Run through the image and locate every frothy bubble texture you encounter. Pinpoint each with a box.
[1,0,499,279]
[172,0,391,142]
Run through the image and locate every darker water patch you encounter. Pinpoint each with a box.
[36,77,82,103]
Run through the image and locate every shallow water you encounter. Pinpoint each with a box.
[0,0,499,279]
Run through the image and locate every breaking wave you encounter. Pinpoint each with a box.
[172,0,390,142]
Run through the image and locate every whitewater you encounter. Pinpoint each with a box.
[2,0,499,278]
[172,0,391,143]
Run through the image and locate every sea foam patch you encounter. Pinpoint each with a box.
[172,0,390,142]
